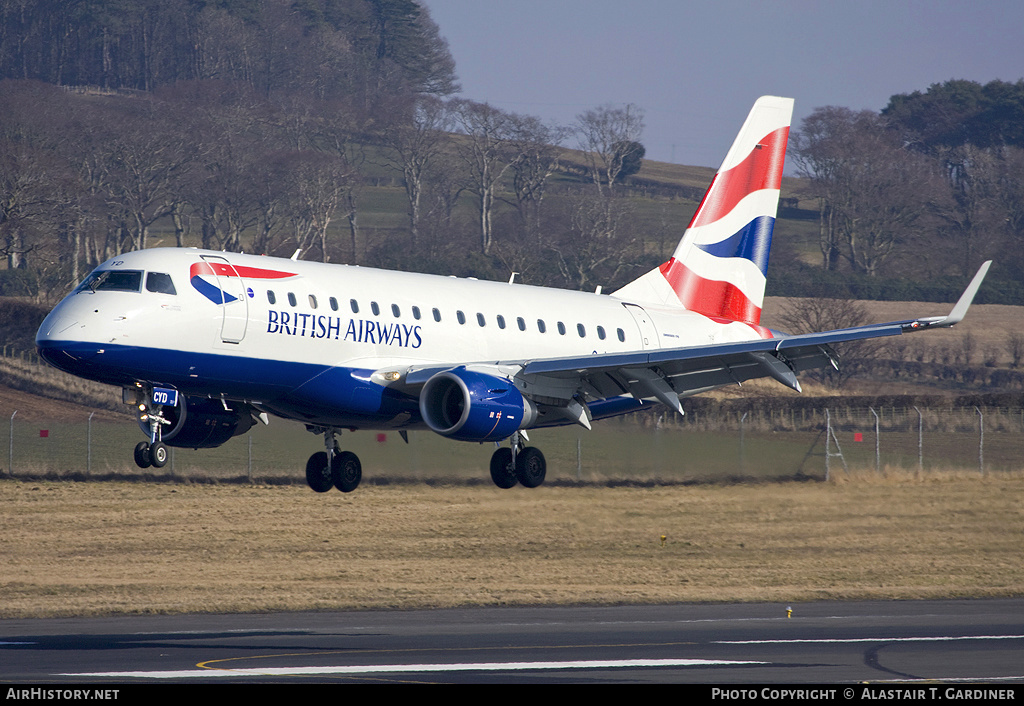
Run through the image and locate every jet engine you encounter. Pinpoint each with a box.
[419,368,537,442]
[137,395,256,449]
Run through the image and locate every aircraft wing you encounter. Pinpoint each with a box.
[403,262,990,428]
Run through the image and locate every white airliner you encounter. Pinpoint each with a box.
[36,96,990,493]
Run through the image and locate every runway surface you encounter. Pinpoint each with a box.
[2,599,1023,684]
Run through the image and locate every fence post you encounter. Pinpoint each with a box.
[825,409,847,478]
[825,409,831,481]
[7,410,15,476]
[869,407,880,474]
[88,412,94,475]
[740,412,747,471]
[914,406,923,476]
[975,407,984,475]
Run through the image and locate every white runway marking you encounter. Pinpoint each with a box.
[61,657,767,679]
[716,634,1024,644]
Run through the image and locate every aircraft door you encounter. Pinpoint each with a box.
[624,303,659,349]
[200,255,249,343]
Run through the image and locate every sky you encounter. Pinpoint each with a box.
[421,0,1024,168]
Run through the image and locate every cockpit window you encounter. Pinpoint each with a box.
[76,270,143,293]
[145,272,176,295]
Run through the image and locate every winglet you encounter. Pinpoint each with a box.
[907,261,991,330]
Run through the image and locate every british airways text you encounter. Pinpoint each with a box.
[266,310,423,348]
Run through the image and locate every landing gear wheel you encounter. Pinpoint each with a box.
[515,447,547,488]
[149,442,168,468]
[134,441,152,469]
[489,447,518,489]
[305,451,332,493]
[331,451,362,493]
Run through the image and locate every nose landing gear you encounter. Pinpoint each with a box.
[132,391,172,469]
[133,440,168,469]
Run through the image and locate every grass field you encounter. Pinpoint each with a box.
[1,472,1020,619]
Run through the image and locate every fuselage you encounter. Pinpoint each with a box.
[36,247,770,430]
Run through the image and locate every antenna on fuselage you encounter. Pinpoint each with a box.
[508,272,518,284]
[290,249,302,261]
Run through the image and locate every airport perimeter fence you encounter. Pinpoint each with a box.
[3,404,1022,485]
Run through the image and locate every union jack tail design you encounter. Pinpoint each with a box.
[613,96,793,329]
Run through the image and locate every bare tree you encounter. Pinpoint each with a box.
[381,95,453,248]
[0,80,96,294]
[505,114,565,247]
[791,106,851,271]
[995,146,1024,279]
[563,103,647,280]
[99,97,196,252]
[283,150,354,263]
[574,103,645,196]
[547,191,637,291]
[775,297,877,388]
[419,149,465,259]
[839,140,936,277]
[449,99,518,256]
[1005,332,1024,369]
[793,107,937,276]
[929,143,1005,278]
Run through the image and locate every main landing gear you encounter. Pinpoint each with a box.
[305,427,362,493]
[489,431,546,489]
[302,428,545,493]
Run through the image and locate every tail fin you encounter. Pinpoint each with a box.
[612,96,793,326]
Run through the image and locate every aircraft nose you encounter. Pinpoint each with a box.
[37,323,84,371]
[35,304,96,372]
[37,311,79,342]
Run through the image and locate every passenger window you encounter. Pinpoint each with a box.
[537,319,546,334]
[432,308,442,322]
[477,313,486,327]
[457,311,466,325]
[617,328,626,342]
[350,299,359,314]
[577,323,586,337]
[330,297,338,311]
[412,306,421,320]
[517,317,526,331]
[496,315,506,329]
[371,302,380,316]
[597,326,606,340]
[287,293,297,307]
[557,322,566,335]
[392,304,401,317]
[145,272,176,295]
[267,290,277,305]
[308,295,317,309]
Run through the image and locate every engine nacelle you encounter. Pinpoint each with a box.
[138,395,255,449]
[419,368,537,442]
